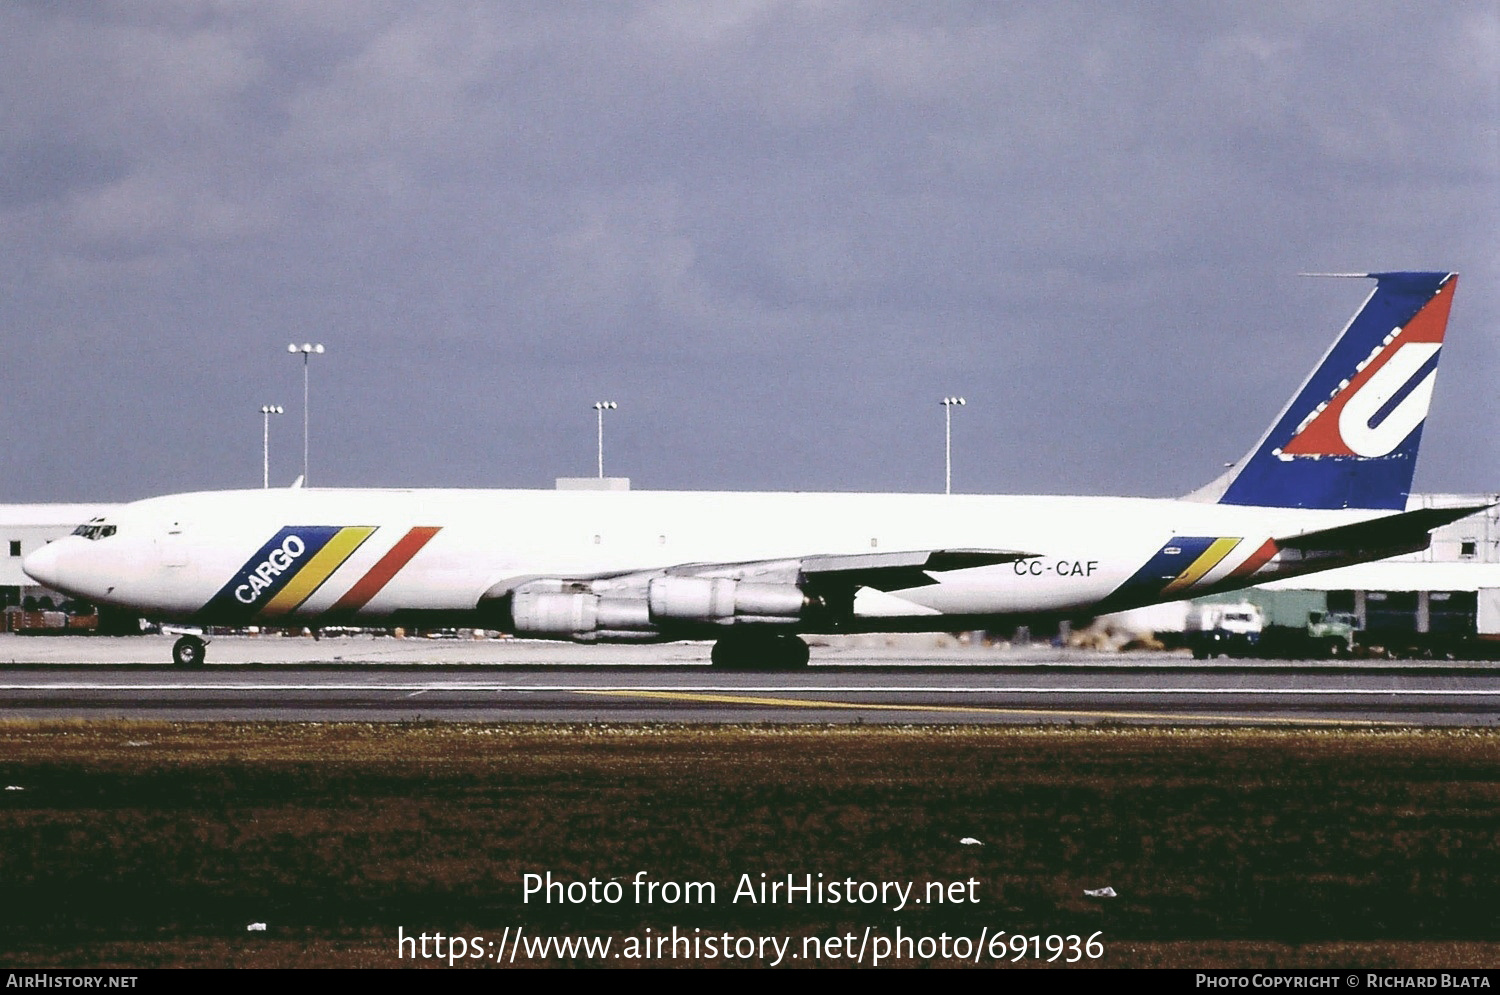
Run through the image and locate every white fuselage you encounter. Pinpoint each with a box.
[23,487,1382,631]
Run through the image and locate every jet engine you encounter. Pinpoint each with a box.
[503,576,807,641]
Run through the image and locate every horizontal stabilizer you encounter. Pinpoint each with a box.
[1276,504,1492,554]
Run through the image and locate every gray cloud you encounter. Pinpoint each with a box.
[3,2,1496,501]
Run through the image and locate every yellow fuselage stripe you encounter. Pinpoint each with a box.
[1162,537,1241,594]
[262,527,377,616]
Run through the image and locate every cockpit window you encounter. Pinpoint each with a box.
[71,518,117,541]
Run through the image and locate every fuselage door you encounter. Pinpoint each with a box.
[157,522,191,568]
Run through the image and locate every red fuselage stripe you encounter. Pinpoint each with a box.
[328,526,442,615]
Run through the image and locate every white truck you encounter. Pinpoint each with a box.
[1185,602,1265,659]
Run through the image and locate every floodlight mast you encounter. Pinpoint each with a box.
[259,405,284,488]
[941,396,966,495]
[287,343,325,485]
[593,401,617,478]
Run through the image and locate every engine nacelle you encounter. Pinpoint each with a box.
[507,589,656,636]
[648,577,804,622]
[504,578,806,639]
[509,590,598,636]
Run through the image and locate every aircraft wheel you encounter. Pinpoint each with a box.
[708,639,744,669]
[711,632,809,671]
[172,636,206,668]
[779,634,811,668]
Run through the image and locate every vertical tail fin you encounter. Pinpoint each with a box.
[1189,271,1458,510]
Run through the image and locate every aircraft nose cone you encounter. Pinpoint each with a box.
[21,542,62,589]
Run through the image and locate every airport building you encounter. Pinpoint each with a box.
[0,504,117,607]
[0,504,119,631]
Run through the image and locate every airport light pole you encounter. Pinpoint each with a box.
[941,396,965,495]
[593,401,617,478]
[259,405,284,489]
[287,343,325,485]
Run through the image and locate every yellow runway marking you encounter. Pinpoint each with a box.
[579,689,1402,727]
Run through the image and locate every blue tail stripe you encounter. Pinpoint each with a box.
[1096,536,1220,611]
[1111,536,1219,603]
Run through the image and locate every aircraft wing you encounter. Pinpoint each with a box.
[484,547,1038,599]
[479,547,1039,635]
[799,547,1040,592]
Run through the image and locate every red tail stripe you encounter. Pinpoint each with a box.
[328,526,442,615]
[1226,538,1278,579]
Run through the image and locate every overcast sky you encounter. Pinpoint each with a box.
[3,2,1497,503]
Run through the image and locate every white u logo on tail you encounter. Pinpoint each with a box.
[1336,342,1440,457]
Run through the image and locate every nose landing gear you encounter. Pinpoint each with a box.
[172,635,207,668]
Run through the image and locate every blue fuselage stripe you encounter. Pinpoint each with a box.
[196,526,344,623]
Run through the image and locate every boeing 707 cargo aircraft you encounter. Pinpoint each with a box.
[24,271,1480,668]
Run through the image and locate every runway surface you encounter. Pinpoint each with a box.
[2,634,1498,725]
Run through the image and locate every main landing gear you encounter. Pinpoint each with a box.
[710,631,810,670]
[172,635,207,668]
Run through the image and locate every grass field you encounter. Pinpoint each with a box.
[0,722,1497,968]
